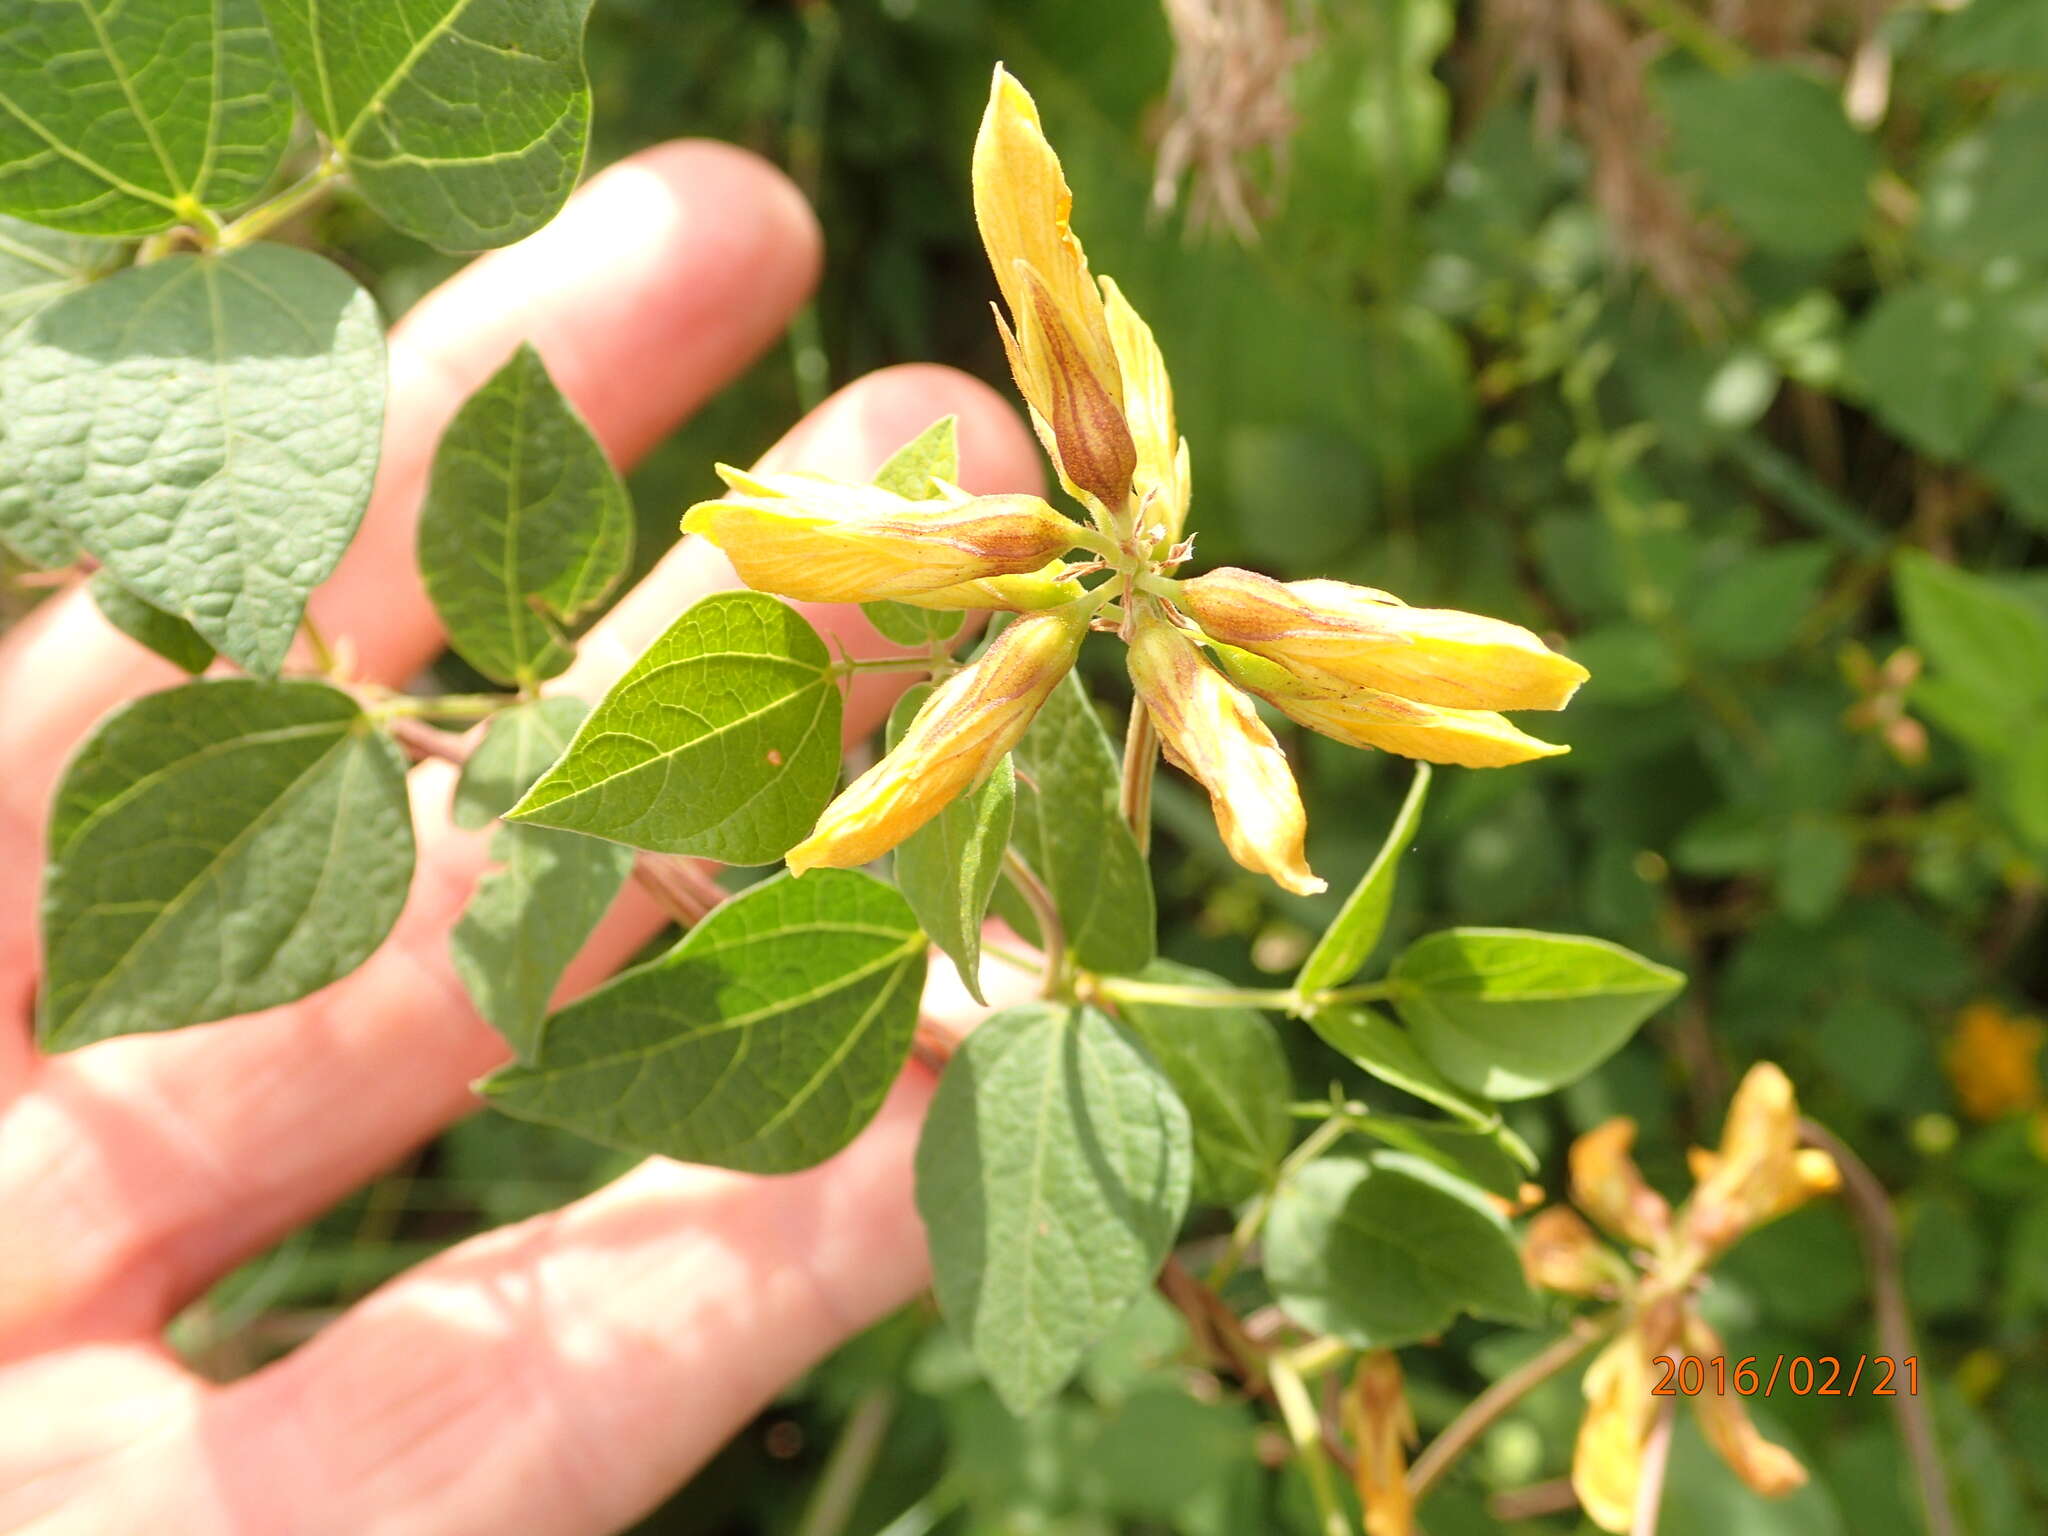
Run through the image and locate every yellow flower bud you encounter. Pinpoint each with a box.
[974,66,1137,515]
[887,559,1086,614]
[1101,274,1190,544]
[1684,1063,1838,1255]
[1127,609,1325,895]
[1681,1315,1809,1500]
[1522,1205,1629,1296]
[683,466,1084,604]
[1341,1351,1418,1536]
[1182,567,1589,713]
[1568,1118,1673,1251]
[1211,643,1568,768]
[786,604,1087,873]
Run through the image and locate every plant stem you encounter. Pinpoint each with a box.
[371,693,507,722]
[1208,1113,1352,1290]
[221,157,344,248]
[1407,1315,1614,1501]
[1272,1354,1356,1536]
[1119,701,1158,854]
[1801,1118,1957,1536]
[1003,848,1067,998]
[1093,976,1394,1014]
[794,1385,896,1536]
[1617,0,1749,74]
[832,654,944,677]
[1631,1399,1676,1536]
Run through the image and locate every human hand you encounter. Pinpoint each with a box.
[0,143,1040,1536]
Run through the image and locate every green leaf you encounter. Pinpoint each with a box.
[508,591,842,862]
[862,416,966,648]
[452,695,587,827]
[1975,399,2048,535]
[256,0,595,251]
[1847,284,2008,461]
[1011,671,1155,976]
[1,245,385,675]
[1894,548,2048,719]
[484,869,926,1172]
[39,679,414,1049]
[1295,763,1430,997]
[1657,65,1875,257]
[0,0,291,236]
[1264,1151,1533,1346]
[1306,1003,1500,1131]
[888,683,1012,1004]
[417,343,632,686]
[1112,961,1292,1207]
[915,1002,1193,1414]
[1388,929,1685,1100]
[1918,97,2048,268]
[0,216,120,567]
[89,569,215,674]
[1344,1113,1524,1199]
[1688,543,1835,663]
[449,699,632,1059]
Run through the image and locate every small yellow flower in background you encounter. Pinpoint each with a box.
[683,467,1085,605]
[786,604,1088,874]
[1128,607,1325,895]
[1943,1000,2045,1123]
[1342,1351,1418,1536]
[1522,1064,1838,1533]
[681,62,1591,887]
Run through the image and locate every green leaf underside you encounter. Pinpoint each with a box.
[1113,960,1291,1206]
[90,568,215,673]
[1011,671,1156,976]
[452,695,588,827]
[255,0,595,251]
[888,683,1011,1005]
[1307,1002,1501,1130]
[915,1002,1193,1415]
[1296,761,1430,997]
[0,0,292,236]
[507,591,843,862]
[1,245,386,675]
[484,869,926,1172]
[418,342,631,686]
[39,678,414,1049]
[1346,1113,1524,1200]
[0,216,119,567]
[863,415,968,646]
[450,697,631,1060]
[1390,928,1686,1100]
[1263,1151,1533,1347]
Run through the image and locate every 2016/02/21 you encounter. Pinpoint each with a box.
[1653,1354,1919,1397]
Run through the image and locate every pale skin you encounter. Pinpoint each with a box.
[0,143,1044,1535]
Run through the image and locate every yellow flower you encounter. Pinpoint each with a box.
[1572,1319,1670,1533]
[1101,274,1190,545]
[1127,607,1324,895]
[1181,566,1589,713]
[974,65,1138,515]
[1342,1351,1418,1536]
[682,466,1084,604]
[1211,643,1568,768]
[1943,1001,2045,1123]
[1684,1063,1839,1257]
[1568,1118,1673,1252]
[885,559,1085,614]
[786,605,1087,873]
[1681,1314,1809,1502]
[1522,1205,1628,1296]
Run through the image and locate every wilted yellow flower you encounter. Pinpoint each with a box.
[1522,1205,1628,1296]
[1181,567,1589,713]
[683,466,1084,604]
[974,67,1137,514]
[1128,608,1325,895]
[1572,1316,1671,1533]
[1569,1118,1673,1252]
[1681,1315,1809,1501]
[1342,1351,1417,1536]
[787,605,1088,873]
[1944,1001,2045,1123]
[1212,643,1568,768]
[1684,1063,1839,1256]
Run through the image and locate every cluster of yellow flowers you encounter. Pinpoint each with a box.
[1523,1064,1841,1531]
[682,66,1589,891]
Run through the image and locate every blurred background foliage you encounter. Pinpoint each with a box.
[151,0,2048,1530]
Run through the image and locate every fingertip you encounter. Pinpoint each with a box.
[763,363,1045,498]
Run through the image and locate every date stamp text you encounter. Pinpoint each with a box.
[1652,1355,1919,1397]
